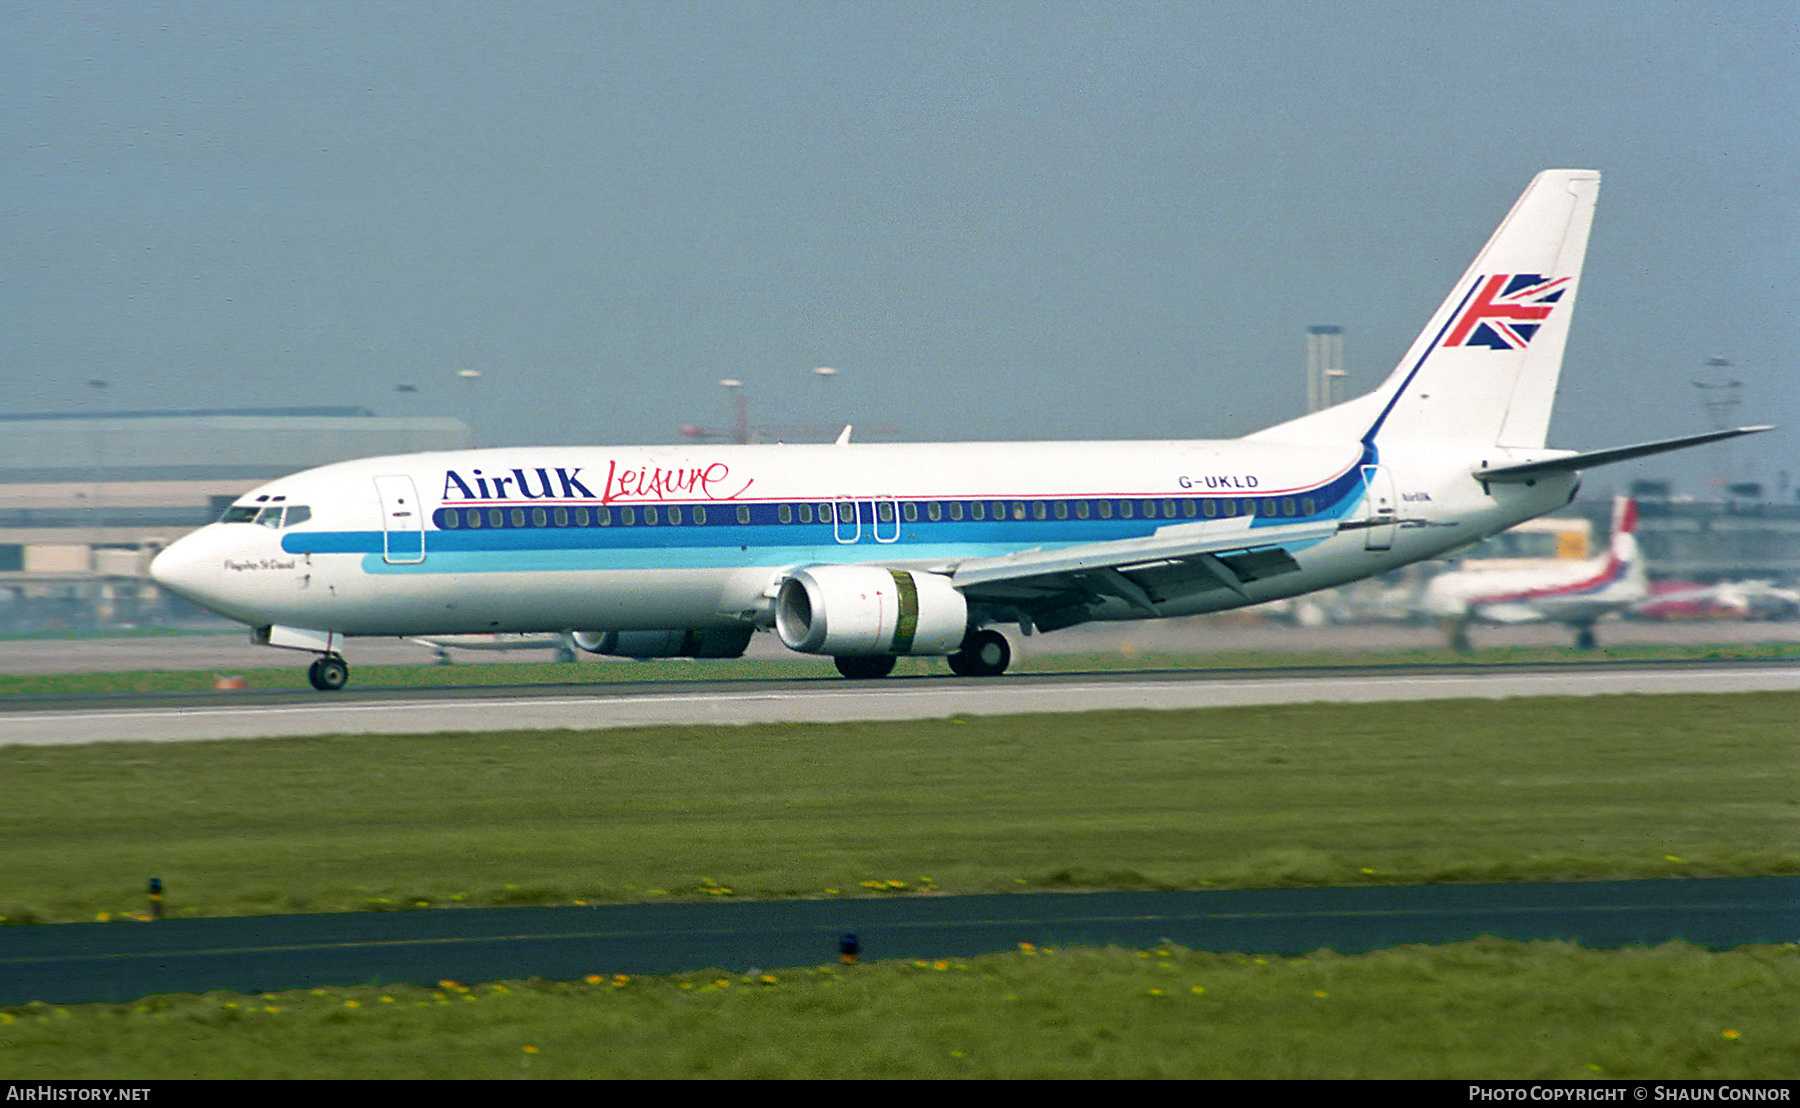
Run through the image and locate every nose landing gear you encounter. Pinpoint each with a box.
[307,653,350,691]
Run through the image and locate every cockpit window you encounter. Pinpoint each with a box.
[221,503,311,528]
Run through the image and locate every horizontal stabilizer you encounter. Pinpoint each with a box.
[1474,426,1773,483]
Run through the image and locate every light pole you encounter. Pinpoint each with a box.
[86,379,110,545]
[1692,359,1740,430]
[812,366,838,431]
[1693,358,1743,495]
[85,379,110,628]
[719,378,748,444]
[1306,326,1344,414]
[457,370,481,448]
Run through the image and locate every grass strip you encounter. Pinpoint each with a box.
[2,940,1794,1078]
[1,693,1794,924]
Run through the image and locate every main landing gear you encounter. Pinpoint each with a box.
[829,628,1014,680]
[948,628,1011,677]
[834,654,897,680]
[307,653,350,691]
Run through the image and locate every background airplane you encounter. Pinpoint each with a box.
[1421,497,1646,651]
[1634,578,1800,623]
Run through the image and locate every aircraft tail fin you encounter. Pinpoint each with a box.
[1361,169,1601,450]
[1247,170,1601,452]
[1606,496,1643,586]
[1363,169,1601,450]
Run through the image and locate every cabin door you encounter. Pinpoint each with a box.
[375,475,426,564]
[1360,465,1397,551]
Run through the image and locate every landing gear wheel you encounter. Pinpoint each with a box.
[834,654,897,680]
[948,628,1011,677]
[1444,617,1473,654]
[308,654,350,691]
[1574,625,1599,651]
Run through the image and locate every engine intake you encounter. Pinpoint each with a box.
[571,627,753,659]
[775,566,967,656]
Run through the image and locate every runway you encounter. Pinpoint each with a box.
[4,618,1797,747]
[3,658,1798,746]
[4,614,1797,674]
[3,877,1793,1006]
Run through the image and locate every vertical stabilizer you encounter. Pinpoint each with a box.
[1605,496,1643,587]
[1361,170,1601,450]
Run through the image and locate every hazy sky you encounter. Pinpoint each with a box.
[4,1,1795,495]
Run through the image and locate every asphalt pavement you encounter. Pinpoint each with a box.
[3,877,1794,1006]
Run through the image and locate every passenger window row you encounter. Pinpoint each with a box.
[430,496,1319,531]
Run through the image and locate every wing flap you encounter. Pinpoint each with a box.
[941,517,1338,619]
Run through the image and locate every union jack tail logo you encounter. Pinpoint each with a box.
[1442,274,1570,350]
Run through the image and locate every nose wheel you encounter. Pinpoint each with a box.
[307,654,350,691]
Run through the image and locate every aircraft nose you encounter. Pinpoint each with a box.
[150,532,221,611]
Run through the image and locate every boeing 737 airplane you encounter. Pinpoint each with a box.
[150,170,1769,689]
[1422,496,1646,650]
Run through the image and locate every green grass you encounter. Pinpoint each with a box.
[1,693,1794,924]
[2,941,1794,1078]
[1,638,1796,695]
[2,690,1796,1078]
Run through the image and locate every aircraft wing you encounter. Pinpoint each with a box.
[930,517,1340,624]
[1468,601,1551,624]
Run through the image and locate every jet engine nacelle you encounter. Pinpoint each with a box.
[774,565,968,656]
[571,627,753,660]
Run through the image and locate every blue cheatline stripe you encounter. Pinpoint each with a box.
[357,542,1034,575]
[288,474,1376,574]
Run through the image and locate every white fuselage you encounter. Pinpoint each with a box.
[150,436,1575,641]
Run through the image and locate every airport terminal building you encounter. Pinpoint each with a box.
[0,408,468,631]
[1568,488,1800,587]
